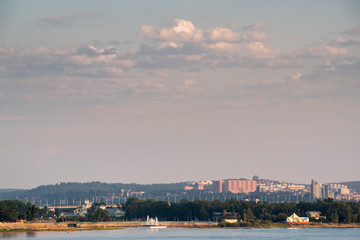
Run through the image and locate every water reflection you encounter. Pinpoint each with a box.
[0,232,37,238]
[26,232,37,238]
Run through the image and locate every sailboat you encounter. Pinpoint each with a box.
[146,215,167,228]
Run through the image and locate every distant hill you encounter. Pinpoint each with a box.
[1,180,359,204]
[0,181,190,202]
[0,189,25,193]
[335,181,360,193]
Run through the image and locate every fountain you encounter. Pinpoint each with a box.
[146,215,167,228]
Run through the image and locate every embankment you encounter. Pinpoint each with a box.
[0,221,359,232]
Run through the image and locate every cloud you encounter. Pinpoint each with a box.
[289,72,302,82]
[332,38,360,47]
[77,45,119,56]
[310,43,349,57]
[36,15,75,26]
[245,41,279,58]
[138,25,157,38]
[341,28,360,36]
[139,19,268,43]
[244,31,268,41]
[145,70,169,77]
[243,23,264,31]
[99,67,124,77]
[289,42,350,59]
[1,21,359,101]
[139,19,204,42]
[180,79,196,92]
[207,27,242,42]
[35,11,97,27]
[136,19,286,70]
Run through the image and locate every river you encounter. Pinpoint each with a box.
[1,227,359,239]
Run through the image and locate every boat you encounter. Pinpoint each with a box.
[146,215,167,228]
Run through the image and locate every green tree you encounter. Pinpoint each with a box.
[331,212,339,223]
[243,208,255,222]
[0,201,18,222]
[26,203,38,221]
[54,208,60,218]
[86,203,111,222]
[0,200,36,222]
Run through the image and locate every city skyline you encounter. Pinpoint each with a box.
[1,0,360,188]
[1,176,359,205]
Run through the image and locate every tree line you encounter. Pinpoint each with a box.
[124,198,360,224]
[0,181,190,202]
[0,200,37,222]
[2,198,360,224]
[0,200,113,222]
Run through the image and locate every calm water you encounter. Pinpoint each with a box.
[1,228,359,240]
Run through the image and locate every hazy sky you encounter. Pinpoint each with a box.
[1,0,360,189]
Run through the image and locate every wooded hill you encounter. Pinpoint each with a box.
[0,181,190,201]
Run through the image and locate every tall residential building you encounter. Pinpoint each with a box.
[311,179,322,201]
[214,179,257,194]
[322,185,329,199]
[223,180,257,194]
[196,182,204,190]
[213,180,224,194]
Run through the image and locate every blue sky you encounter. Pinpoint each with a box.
[1,0,360,188]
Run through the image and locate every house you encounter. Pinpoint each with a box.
[224,219,238,223]
[305,211,322,220]
[286,213,309,223]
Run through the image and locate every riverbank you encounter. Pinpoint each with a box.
[0,221,218,232]
[0,221,359,232]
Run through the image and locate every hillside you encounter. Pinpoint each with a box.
[335,181,360,193]
[0,181,190,202]
[0,189,25,193]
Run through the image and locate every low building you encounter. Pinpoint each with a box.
[286,213,309,223]
[305,211,321,220]
[224,219,238,223]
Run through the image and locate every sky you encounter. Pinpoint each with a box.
[1,0,360,189]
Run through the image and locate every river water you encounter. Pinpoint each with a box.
[1,227,359,240]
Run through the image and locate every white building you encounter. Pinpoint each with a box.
[286,213,309,223]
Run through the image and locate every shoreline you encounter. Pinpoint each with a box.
[1,221,359,233]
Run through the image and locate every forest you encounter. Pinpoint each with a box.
[124,198,360,224]
[1,198,360,225]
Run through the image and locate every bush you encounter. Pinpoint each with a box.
[239,222,253,227]
[218,220,240,227]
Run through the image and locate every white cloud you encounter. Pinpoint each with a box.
[159,41,179,49]
[310,43,349,57]
[244,31,268,41]
[332,38,360,47]
[139,19,204,42]
[77,45,119,56]
[138,25,157,38]
[139,19,268,43]
[207,27,242,42]
[289,72,302,82]
[206,42,240,53]
[245,41,279,58]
